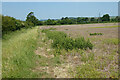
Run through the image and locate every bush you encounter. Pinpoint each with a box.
[42,29,93,51]
[90,33,103,36]
[74,37,93,50]
[63,37,74,50]
[2,15,34,35]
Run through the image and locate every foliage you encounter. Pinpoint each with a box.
[102,14,110,22]
[26,12,40,26]
[42,29,93,51]
[2,13,119,35]
[44,19,57,25]
[90,33,103,36]
[41,14,119,26]
[2,15,34,35]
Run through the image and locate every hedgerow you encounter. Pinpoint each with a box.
[42,29,93,51]
[2,15,34,35]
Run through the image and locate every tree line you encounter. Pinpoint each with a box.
[2,12,120,35]
[25,12,120,25]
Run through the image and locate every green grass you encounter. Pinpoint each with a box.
[103,38,119,45]
[80,52,94,62]
[2,27,39,78]
[75,62,102,78]
[91,26,119,28]
[74,52,118,78]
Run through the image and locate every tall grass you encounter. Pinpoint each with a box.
[2,27,38,78]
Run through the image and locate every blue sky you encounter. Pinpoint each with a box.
[2,2,118,20]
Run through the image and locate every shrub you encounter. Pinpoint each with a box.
[90,33,103,36]
[63,37,74,50]
[42,29,93,51]
[2,15,34,35]
[74,37,93,50]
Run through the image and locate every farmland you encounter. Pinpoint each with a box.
[2,19,119,78]
[1,2,119,79]
[31,23,118,78]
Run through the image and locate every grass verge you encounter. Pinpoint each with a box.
[2,27,39,78]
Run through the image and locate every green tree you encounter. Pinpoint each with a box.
[85,17,89,22]
[102,14,110,22]
[26,12,39,26]
[77,17,82,24]
[90,17,95,22]
[45,19,56,25]
[115,16,120,22]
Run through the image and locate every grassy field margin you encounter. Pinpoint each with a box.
[2,27,39,78]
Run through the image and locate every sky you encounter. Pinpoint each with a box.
[2,2,118,20]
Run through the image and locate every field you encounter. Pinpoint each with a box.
[2,23,119,78]
[38,23,118,78]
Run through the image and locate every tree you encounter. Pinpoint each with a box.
[37,21,43,25]
[102,14,110,22]
[85,17,89,22]
[115,16,120,22]
[90,17,95,22]
[45,19,56,25]
[77,17,80,23]
[26,12,39,26]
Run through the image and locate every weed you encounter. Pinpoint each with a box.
[75,63,102,78]
[42,29,93,52]
[48,27,56,30]
[81,53,94,62]
[90,33,103,36]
